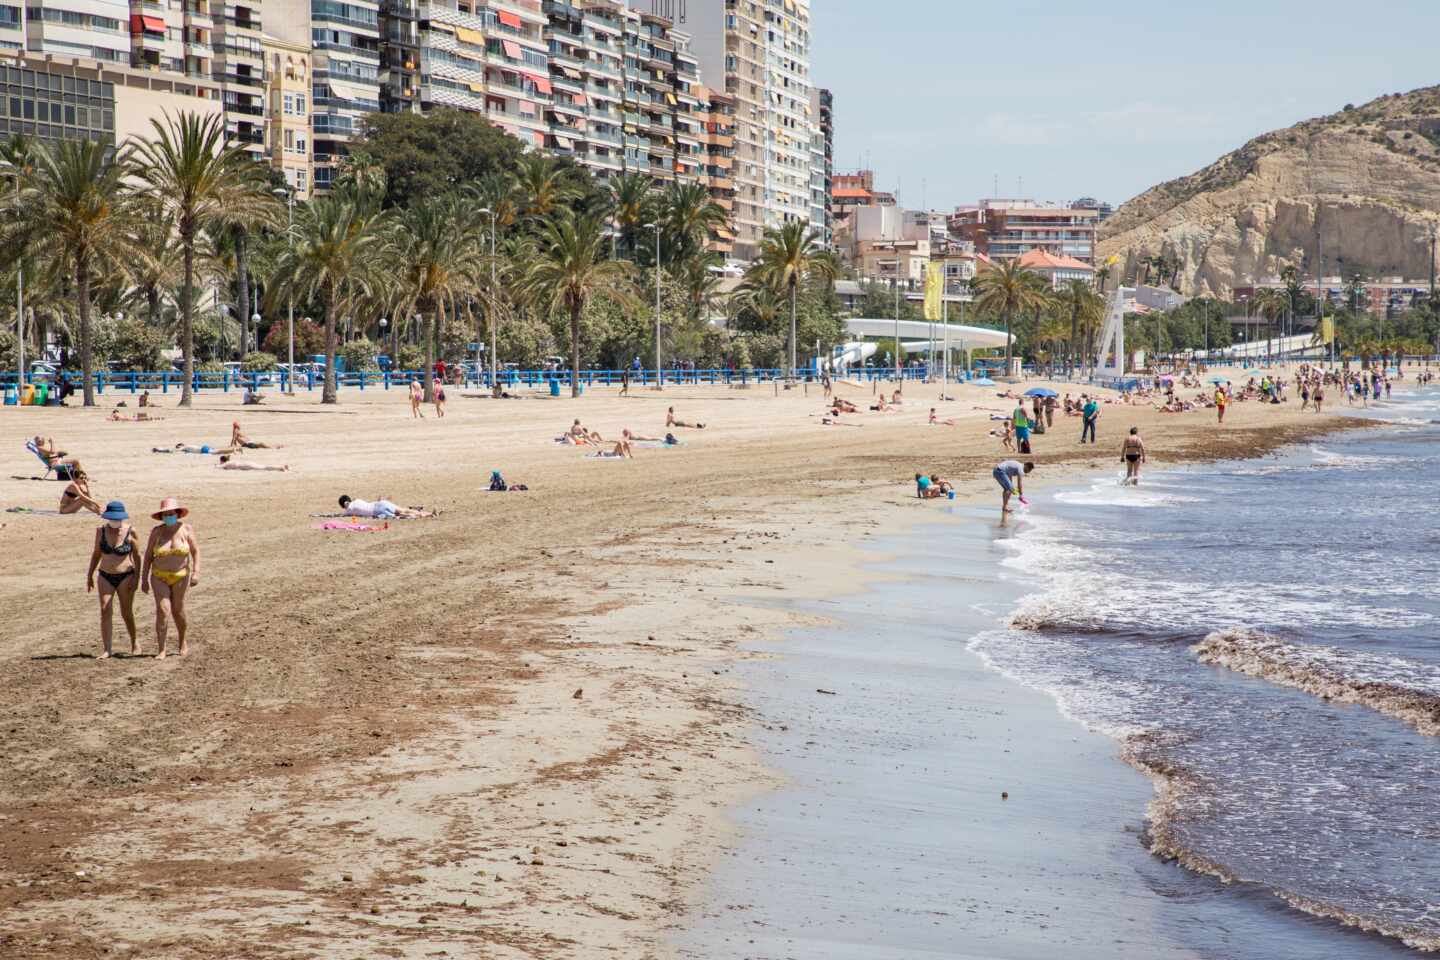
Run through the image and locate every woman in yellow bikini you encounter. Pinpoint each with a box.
[141,497,200,658]
[86,500,141,658]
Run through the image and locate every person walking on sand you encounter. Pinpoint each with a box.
[1215,385,1228,423]
[1313,381,1324,414]
[409,379,424,418]
[993,459,1033,514]
[141,497,199,659]
[432,378,447,417]
[1121,427,1147,486]
[620,366,630,397]
[86,501,141,658]
[1080,395,1099,444]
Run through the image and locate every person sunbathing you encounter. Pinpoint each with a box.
[153,442,237,455]
[666,406,705,429]
[871,395,889,412]
[607,439,633,458]
[217,455,288,472]
[929,408,958,426]
[32,436,82,474]
[623,428,661,443]
[891,390,905,405]
[338,495,435,519]
[231,422,283,451]
[59,469,102,515]
[831,398,858,414]
[562,419,603,445]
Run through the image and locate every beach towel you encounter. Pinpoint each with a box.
[312,520,389,532]
[633,440,683,449]
[5,506,63,515]
[586,452,627,459]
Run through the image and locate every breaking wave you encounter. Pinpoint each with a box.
[1193,628,1440,737]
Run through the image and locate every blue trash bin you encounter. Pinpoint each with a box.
[549,379,561,397]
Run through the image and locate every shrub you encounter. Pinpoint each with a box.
[196,360,225,374]
[340,337,380,372]
[262,318,325,357]
[241,351,278,372]
[395,344,426,372]
[96,315,169,371]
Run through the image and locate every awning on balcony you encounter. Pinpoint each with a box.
[455,26,484,46]
[428,19,454,33]
[324,77,373,102]
[130,13,166,33]
[525,73,551,94]
[553,135,573,149]
[501,39,521,59]
[518,99,535,115]
[557,65,581,80]
[497,10,521,28]
[532,130,545,146]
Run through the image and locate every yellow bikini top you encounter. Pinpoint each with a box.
[153,545,190,559]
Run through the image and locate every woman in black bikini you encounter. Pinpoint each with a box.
[1121,427,1147,486]
[59,469,102,515]
[86,500,141,658]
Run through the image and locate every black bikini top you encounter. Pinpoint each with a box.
[100,527,133,556]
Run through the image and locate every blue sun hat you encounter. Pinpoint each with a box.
[100,500,128,521]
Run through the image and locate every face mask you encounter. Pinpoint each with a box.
[162,515,179,527]
[105,519,123,529]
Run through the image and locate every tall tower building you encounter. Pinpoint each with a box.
[665,0,819,260]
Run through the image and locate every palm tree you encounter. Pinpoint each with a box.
[267,189,389,403]
[750,222,836,377]
[124,204,181,328]
[514,153,579,222]
[132,111,279,406]
[1059,279,1103,377]
[390,195,485,402]
[518,212,634,398]
[11,139,141,406]
[1254,288,1290,360]
[662,181,726,264]
[973,258,1051,370]
[607,171,653,260]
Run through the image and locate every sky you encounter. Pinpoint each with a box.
[813,0,1440,212]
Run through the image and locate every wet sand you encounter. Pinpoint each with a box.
[0,375,1368,958]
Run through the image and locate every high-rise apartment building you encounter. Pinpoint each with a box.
[678,0,821,260]
[697,82,734,255]
[810,85,830,246]
[268,0,378,189]
[213,1,266,156]
[263,32,311,197]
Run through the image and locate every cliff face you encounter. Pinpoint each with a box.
[1097,86,1440,297]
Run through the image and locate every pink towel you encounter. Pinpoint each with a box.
[312,520,389,532]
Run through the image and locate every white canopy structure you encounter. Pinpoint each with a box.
[843,318,1011,350]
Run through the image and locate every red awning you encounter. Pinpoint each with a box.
[526,74,551,94]
[532,130,545,146]
[502,39,521,59]
[497,10,522,28]
[130,13,165,33]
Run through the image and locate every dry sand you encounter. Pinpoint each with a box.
[0,374,1367,958]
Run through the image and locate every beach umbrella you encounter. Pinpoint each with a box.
[972,377,996,386]
[1024,387,1058,398]
[1208,375,1228,384]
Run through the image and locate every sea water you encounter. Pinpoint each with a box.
[974,383,1440,952]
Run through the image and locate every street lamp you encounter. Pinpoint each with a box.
[477,206,497,389]
[645,221,662,387]
[273,186,295,393]
[1,158,21,390]
[379,317,388,360]
[250,312,260,354]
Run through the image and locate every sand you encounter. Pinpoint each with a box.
[0,373,1365,958]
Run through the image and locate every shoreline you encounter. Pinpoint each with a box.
[0,380,1376,958]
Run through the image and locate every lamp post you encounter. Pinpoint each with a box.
[477,206,497,388]
[645,221,662,387]
[250,312,260,354]
[273,186,295,393]
[379,317,388,368]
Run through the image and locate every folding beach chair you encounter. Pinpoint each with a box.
[25,440,73,480]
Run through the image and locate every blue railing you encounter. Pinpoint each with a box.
[1,365,941,395]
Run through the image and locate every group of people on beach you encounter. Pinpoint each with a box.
[556,407,701,457]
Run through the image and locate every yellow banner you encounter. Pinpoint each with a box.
[924,262,943,321]
[1320,317,1335,344]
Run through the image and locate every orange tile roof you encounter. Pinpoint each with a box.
[831,187,872,200]
[1017,248,1092,272]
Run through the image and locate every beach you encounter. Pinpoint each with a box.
[0,375,1362,958]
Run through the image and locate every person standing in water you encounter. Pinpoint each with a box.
[142,497,200,659]
[1121,427,1147,485]
[993,459,1033,514]
[86,501,141,658]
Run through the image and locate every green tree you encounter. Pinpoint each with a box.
[267,189,389,403]
[749,223,836,377]
[11,139,140,405]
[389,195,485,402]
[132,111,280,406]
[972,259,1051,368]
[515,153,581,222]
[606,171,654,260]
[661,180,727,266]
[518,212,635,397]
[1058,280,1103,376]
[351,108,525,210]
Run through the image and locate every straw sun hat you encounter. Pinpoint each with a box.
[151,497,190,520]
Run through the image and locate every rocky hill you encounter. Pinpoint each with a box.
[1097,86,1440,298]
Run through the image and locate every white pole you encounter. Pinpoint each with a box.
[941,281,949,389]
